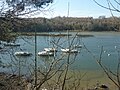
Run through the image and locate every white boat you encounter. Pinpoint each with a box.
[60,3,78,54]
[44,48,57,52]
[4,43,20,46]
[14,51,32,56]
[61,48,78,53]
[38,51,54,56]
[73,44,82,48]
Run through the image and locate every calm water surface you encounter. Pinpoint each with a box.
[0,32,120,75]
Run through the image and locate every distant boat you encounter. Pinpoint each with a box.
[14,51,32,56]
[4,43,20,46]
[73,45,82,48]
[38,51,54,56]
[61,48,78,53]
[44,48,57,52]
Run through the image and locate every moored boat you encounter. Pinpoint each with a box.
[61,48,78,53]
[4,43,20,46]
[38,51,54,56]
[44,48,57,52]
[73,44,82,48]
[14,51,32,56]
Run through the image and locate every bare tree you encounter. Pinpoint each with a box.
[0,1,87,90]
[0,0,53,17]
[0,0,53,42]
[93,0,120,31]
[93,0,120,12]
[98,47,120,89]
[31,32,84,90]
[92,0,120,89]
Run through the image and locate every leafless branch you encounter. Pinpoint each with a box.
[93,0,120,12]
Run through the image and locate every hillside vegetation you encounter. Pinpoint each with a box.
[0,16,120,41]
[13,16,120,32]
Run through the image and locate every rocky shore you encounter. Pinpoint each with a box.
[0,72,29,90]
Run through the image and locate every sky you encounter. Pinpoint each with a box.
[27,0,120,18]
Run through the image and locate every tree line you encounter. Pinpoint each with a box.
[13,16,120,32]
[0,16,120,41]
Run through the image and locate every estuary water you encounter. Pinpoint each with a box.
[0,32,120,75]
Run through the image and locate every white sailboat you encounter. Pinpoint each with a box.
[4,42,20,46]
[38,31,57,56]
[61,2,78,53]
[14,51,32,56]
[38,32,57,56]
[44,47,57,52]
[61,48,78,53]
[73,44,82,48]
[38,50,54,56]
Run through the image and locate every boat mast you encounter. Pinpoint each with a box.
[67,2,70,17]
[67,2,70,48]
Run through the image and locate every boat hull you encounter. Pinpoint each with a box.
[14,51,32,56]
[61,49,78,53]
[38,51,54,56]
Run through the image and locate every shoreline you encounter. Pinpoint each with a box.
[13,30,120,36]
[14,31,95,37]
[0,70,118,90]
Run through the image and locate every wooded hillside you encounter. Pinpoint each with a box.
[1,16,120,33]
[14,16,120,32]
